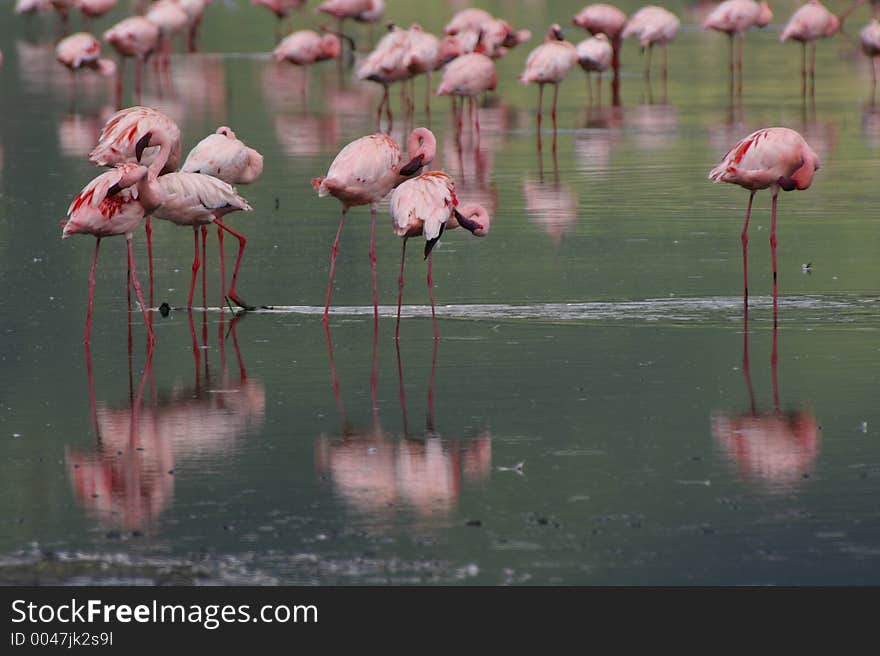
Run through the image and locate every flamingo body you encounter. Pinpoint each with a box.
[273,30,341,64]
[15,0,52,14]
[103,17,161,59]
[862,18,880,55]
[520,28,578,84]
[152,172,251,226]
[56,32,116,76]
[576,33,613,72]
[252,0,306,19]
[780,0,839,42]
[64,164,154,239]
[90,106,182,174]
[572,3,629,39]
[621,5,680,47]
[182,127,264,184]
[436,52,497,96]
[704,0,773,34]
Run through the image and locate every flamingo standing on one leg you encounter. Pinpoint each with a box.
[147,172,254,310]
[703,0,773,96]
[436,50,497,140]
[780,1,840,97]
[103,17,161,102]
[311,127,437,326]
[572,4,628,104]
[389,171,490,340]
[56,32,117,81]
[520,24,578,138]
[357,24,411,131]
[576,33,612,104]
[708,127,820,305]
[621,5,680,83]
[63,162,166,345]
[181,126,264,308]
[861,19,880,100]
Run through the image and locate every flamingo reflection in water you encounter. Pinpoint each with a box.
[315,338,491,522]
[711,301,819,492]
[67,314,265,532]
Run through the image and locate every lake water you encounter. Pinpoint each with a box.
[2,0,880,585]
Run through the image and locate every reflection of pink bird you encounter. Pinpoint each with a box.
[273,30,341,65]
[56,32,116,77]
[390,171,489,339]
[622,5,680,79]
[63,163,164,345]
[709,127,820,302]
[781,0,839,92]
[436,52,497,135]
[520,24,578,133]
[312,128,437,324]
[150,173,254,310]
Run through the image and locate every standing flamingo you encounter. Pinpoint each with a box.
[63,163,164,345]
[436,50,497,139]
[703,0,773,95]
[311,127,437,325]
[390,171,489,340]
[146,0,189,67]
[148,173,254,310]
[862,19,880,97]
[273,29,341,66]
[621,5,680,81]
[708,127,820,304]
[103,17,161,101]
[253,0,308,41]
[56,32,117,79]
[576,33,613,104]
[175,0,212,52]
[357,24,411,130]
[15,0,52,14]
[520,24,578,135]
[780,1,840,95]
[75,0,116,20]
[181,126,264,308]
[572,4,628,103]
[316,0,383,63]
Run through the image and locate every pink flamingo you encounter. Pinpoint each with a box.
[520,24,578,134]
[56,32,117,79]
[622,5,680,81]
[103,17,161,100]
[176,0,213,52]
[148,172,254,310]
[709,127,820,303]
[444,10,530,59]
[146,0,189,67]
[357,24,411,130]
[436,50,497,138]
[780,0,840,95]
[15,0,52,15]
[703,0,773,94]
[572,4,628,102]
[75,0,116,19]
[63,162,164,345]
[316,0,383,61]
[390,171,489,340]
[311,127,437,325]
[273,29,341,65]
[576,33,613,103]
[862,19,880,95]
[253,0,308,40]
[403,24,455,121]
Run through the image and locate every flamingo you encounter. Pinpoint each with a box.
[253,0,308,41]
[520,24,578,134]
[861,19,880,95]
[780,0,840,95]
[389,171,489,340]
[703,0,773,95]
[316,0,383,62]
[572,4,628,101]
[14,0,53,14]
[444,10,530,59]
[145,0,189,66]
[311,127,437,326]
[357,24,411,130]
[436,51,497,138]
[402,24,450,121]
[75,0,116,19]
[576,33,613,103]
[103,17,161,100]
[272,29,341,66]
[621,5,680,81]
[176,0,212,52]
[148,172,254,310]
[63,162,164,345]
[56,32,117,79]
[708,127,820,304]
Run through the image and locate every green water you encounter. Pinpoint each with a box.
[1,1,880,584]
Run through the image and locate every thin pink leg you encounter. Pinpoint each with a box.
[84,238,101,345]
[742,299,756,415]
[426,337,439,431]
[536,83,544,137]
[126,235,155,347]
[218,224,226,310]
[188,227,200,309]
[741,190,755,307]
[396,238,407,340]
[369,203,378,331]
[771,288,780,412]
[395,340,409,436]
[215,219,251,310]
[188,309,201,392]
[551,82,559,133]
[427,253,438,341]
[201,224,208,310]
[324,207,347,324]
[770,188,779,302]
[145,216,154,321]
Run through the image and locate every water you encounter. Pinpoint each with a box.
[2,1,880,585]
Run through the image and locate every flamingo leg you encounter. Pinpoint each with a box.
[742,190,755,307]
[737,33,744,96]
[809,41,817,93]
[377,84,387,132]
[611,38,621,106]
[425,71,432,125]
[84,237,101,345]
[586,72,593,105]
[427,253,438,341]
[218,224,226,309]
[323,207,347,324]
[188,226,200,309]
[126,234,155,347]
[369,203,378,331]
[396,237,407,341]
[426,334,438,431]
[597,72,603,105]
[770,188,779,302]
[395,340,409,436]
[801,42,807,97]
[551,82,559,133]
[201,224,208,310]
[215,219,252,311]
[742,296,756,415]
[645,44,653,80]
[536,83,544,144]
[771,286,780,413]
[728,32,734,97]
[145,216,154,320]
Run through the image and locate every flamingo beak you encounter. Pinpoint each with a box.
[453,208,483,234]
[778,176,797,192]
[135,132,151,162]
[400,154,425,176]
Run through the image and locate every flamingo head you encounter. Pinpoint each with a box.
[454,203,491,237]
[547,23,565,41]
[400,127,436,176]
[216,126,237,139]
[321,33,342,59]
[757,2,773,27]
